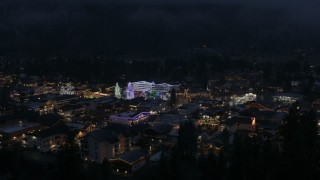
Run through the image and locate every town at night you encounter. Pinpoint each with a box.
[0,0,319,180]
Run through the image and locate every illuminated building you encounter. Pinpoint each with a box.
[132,81,155,92]
[59,83,75,95]
[84,129,130,163]
[123,81,179,100]
[230,93,257,106]
[27,125,69,152]
[225,116,256,133]
[0,122,45,147]
[272,93,302,105]
[251,117,256,126]
[109,112,150,125]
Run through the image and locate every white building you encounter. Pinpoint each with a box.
[131,81,179,93]
[272,93,302,105]
[155,83,179,93]
[84,129,130,163]
[230,93,257,106]
[132,81,155,92]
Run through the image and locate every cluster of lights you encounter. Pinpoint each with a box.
[60,85,75,95]
[115,81,178,100]
[230,93,257,106]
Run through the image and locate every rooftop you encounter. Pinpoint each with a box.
[88,129,119,143]
[33,125,69,138]
[0,122,41,134]
[116,150,146,164]
[147,123,173,134]
[225,116,252,127]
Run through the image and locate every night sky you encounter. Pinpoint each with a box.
[1,0,320,56]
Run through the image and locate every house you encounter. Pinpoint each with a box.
[52,95,79,107]
[154,114,187,137]
[58,104,86,120]
[0,122,45,147]
[110,150,146,175]
[66,122,96,144]
[109,112,150,125]
[37,114,64,128]
[83,128,131,163]
[27,125,69,152]
[225,116,255,133]
[272,93,302,105]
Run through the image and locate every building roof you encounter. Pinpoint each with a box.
[273,93,302,99]
[130,123,151,135]
[0,114,22,124]
[116,112,138,118]
[38,114,64,127]
[258,120,278,130]
[155,114,185,124]
[147,123,173,134]
[0,122,41,134]
[33,125,69,138]
[103,124,131,137]
[88,129,119,143]
[66,122,86,130]
[178,103,199,110]
[116,150,146,164]
[110,111,151,122]
[0,111,40,125]
[60,104,84,112]
[225,116,252,127]
[53,95,78,101]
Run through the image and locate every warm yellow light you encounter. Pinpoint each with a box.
[252,117,256,126]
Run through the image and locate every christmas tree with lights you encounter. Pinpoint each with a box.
[126,82,134,100]
[115,82,121,99]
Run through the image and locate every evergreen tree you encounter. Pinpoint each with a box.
[177,120,198,160]
[114,82,121,99]
[56,139,82,180]
[281,102,301,153]
[279,103,319,179]
[0,86,10,106]
[126,82,134,100]
[101,158,112,180]
[168,88,177,108]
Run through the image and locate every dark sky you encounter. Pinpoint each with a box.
[1,0,319,56]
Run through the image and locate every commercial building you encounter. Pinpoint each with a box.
[83,128,131,163]
[124,81,179,100]
[272,93,302,105]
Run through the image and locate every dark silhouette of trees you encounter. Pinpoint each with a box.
[168,88,177,108]
[85,158,113,180]
[177,120,198,160]
[279,102,319,179]
[56,139,82,180]
[0,86,10,106]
